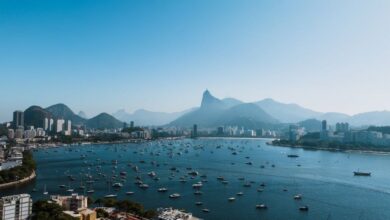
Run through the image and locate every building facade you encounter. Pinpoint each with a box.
[0,194,32,220]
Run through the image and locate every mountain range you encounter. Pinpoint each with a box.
[168,90,390,128]
[169,90,279,129]
[23,104,123,129]
[112,108,194,126]
[21,90,390,130]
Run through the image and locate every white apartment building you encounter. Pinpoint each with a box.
[0,194,32,220]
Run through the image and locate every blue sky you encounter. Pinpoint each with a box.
[1,0,389,121]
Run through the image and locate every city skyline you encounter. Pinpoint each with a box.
[1,0,390,122]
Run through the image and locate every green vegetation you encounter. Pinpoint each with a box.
[122,127,144,133]
[95,208,109,218]
[0,151,36,184]
[368,126,390,134]
[95,198,157,219]
[87,133,124,142]
[32,200,78,220]
[0,124,7,136]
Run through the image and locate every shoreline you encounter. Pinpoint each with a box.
[0,170,36,189]
[270,142,390,155]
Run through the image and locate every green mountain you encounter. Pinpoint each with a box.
[86,113,123,129]
[24,106,52,128]
[46,103,86,126]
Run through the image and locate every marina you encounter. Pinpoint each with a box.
[1,138,390,219]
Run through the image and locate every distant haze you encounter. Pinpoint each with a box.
[1,1,390,122]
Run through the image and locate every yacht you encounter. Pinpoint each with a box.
[43,185,48,195]
[104,194,117,198]
[158,188,168,192]
[353,171,371,176]
[194,191,203,195]
[126,191,134,195]
[294,194,302,200]
[139,184,149,189]
[169,193,181,199]
[256,204,267,209]
[299,206,309,211]
[228,197,235,202]
[236,192,244,196]
[112,182,123,188]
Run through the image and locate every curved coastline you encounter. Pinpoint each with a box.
[0,170,36,189]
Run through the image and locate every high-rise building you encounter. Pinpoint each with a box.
[12,111,24,129]
[320,120,328,140]
[192,124,198,138]
[130,121,134,128]
[49,118,54,131]
[0,194,32,220]
[56,119,65,133]
[64,120,71,135]
[44,118,49,131]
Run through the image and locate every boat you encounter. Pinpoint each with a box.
[126,191,134,195]
[104,194,117,198]
[228,197,235,202]
[139,184,149,189]
[353,171,371,176]
[194,191,203,195]
[87,189,95,194]
[169,193,181,199]
[112,182,123,188]
[43,185,48,195]
[202,209,210,213]
[294,194,302,200]
[192,182,203,188]
[236,192,244,196]
[158,188,168,192]
[195,202,203,206]
[299,206,309,211]
[287,154,299,158]
[256,204,267,209]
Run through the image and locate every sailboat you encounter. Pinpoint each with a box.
[43,184,48,195]
[104,180,117,198]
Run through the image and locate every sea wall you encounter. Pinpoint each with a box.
[0,170,36,189]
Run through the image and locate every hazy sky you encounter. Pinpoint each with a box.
[1,0,389,122]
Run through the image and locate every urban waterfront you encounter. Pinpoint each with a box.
[2,138,390,220]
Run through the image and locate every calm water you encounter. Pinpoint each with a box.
[2,138,390,220]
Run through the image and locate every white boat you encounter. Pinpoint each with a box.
[169,193,181,199]
[43,185,48,195]
[104,194,117,198]
[256,204,267,209]
[294,194,302,200]
[158,188,168,192]
[228,197,235,202]
[192,182,203,188]
[139,184,149,189]
[112,182,123,188]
